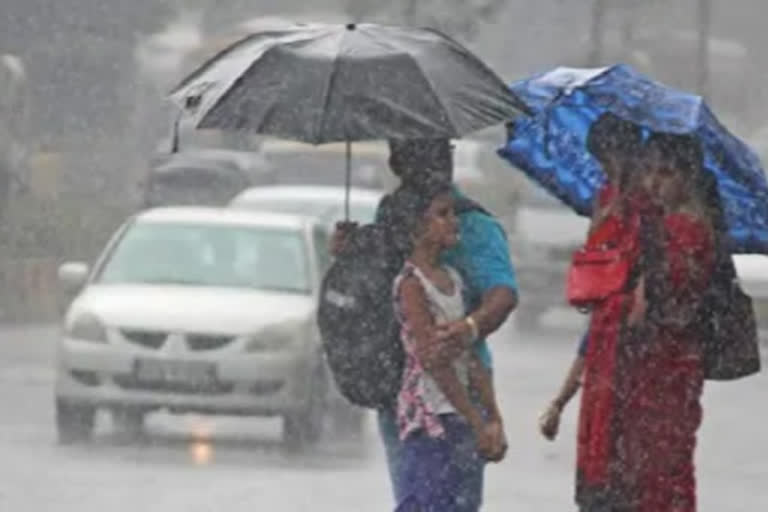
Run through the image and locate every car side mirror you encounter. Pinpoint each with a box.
[58,262,89,293]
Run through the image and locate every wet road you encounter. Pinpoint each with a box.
[1,321,766,511]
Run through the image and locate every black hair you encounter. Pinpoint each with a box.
[387,138,453,187]
[696,167,727,235]
[586,112,643,163]
[647,131,725,234]
[387,179,454,254]
[645,132,704,181]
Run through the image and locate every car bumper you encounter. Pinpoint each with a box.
[55,337,316,416]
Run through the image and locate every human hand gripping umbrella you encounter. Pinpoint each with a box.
[498,63,768,254]
[169,22,529,218]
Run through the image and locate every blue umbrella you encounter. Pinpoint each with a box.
[498,63,768,254]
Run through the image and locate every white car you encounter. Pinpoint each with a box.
[55,207,361,447]
[229,185,384,226]
[734,254,768,338]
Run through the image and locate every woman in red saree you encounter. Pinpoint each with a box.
[575,130,715,512]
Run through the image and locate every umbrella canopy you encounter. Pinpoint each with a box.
[170,22,528,143]
[498,64,768,254]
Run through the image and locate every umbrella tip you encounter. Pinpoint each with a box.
[185,95,202,110]
[346,23,356,31]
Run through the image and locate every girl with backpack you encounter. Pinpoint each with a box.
[391,180,507,512]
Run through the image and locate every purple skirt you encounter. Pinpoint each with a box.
[395,414,485,512]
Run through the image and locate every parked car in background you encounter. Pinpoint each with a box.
[734,254,768,341]
[55,207,362,448]
[229,185,384,228]
[142,149,273,208]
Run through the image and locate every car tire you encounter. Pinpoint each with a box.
[283,370,326,450]
[112,407,145,441]
[56,398,95,444]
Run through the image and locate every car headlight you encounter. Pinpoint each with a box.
[66,313,108,343]
[244,325,303,352]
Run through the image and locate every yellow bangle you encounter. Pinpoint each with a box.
[465,315,479,340]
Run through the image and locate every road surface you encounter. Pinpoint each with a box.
[0,321,765,511]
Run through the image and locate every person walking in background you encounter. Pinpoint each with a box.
[543,123,716,511]
[391,180,506,511]
[331,139,518,507]
[613,132,714,512]
[538,113,643,442]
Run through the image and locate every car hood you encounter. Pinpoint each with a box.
[734,255,768,298]
[69,284,315,333]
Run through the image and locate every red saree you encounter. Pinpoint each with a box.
[576,204,714,512]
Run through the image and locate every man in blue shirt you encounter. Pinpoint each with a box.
[388,139,519,503]
[333,139,518,507]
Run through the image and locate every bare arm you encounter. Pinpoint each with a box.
[551,355,584,411]
[399,277,484,430]
[539,355,584,441]
[468,353,507,461]
[434,214,518,350]
[468,354,502,422]
[471,286,517,339]
[329,221,359,256]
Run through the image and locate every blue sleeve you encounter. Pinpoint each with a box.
[577,332,589,357]
[460,212,518,296]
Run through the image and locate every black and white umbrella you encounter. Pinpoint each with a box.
[170,22,528,216]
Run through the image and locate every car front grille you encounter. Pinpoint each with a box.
[121,329,168,350]
[113,375,234,395]
[186,334,235,351]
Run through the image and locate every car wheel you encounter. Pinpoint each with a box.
[56,398,95,444]
[112,407,145,441]
[283,370,326,450]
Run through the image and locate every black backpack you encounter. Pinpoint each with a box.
[699,247,761,381]
[317,193,489,409]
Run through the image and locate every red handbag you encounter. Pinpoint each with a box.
[566,247,630,307]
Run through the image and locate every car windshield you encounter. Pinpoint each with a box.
[98,221,311,294]
[235,197,378,224]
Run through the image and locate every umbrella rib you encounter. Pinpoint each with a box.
[170,31,265,96]
[412,63,458,135]
[197,43,292,133]
[367,31,459,135]
[314,32,346,144]
[176,29,328,132]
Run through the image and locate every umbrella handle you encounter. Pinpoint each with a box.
[345,140,351,221]
[170,108,184,154]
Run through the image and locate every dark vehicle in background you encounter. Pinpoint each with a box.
[142,149,273,208]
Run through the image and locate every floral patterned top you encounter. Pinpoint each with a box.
[392,261,470,440]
